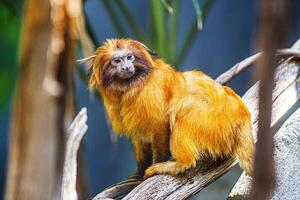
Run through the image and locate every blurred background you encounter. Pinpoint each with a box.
[0,0,300,199]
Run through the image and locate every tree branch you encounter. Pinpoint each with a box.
[61,108,88,200]
[228,106,300,200]
[227,38,300,200]
[215,48,300,85]
[250,0,290,198]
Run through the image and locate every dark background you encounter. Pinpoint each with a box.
[1,0,299,199]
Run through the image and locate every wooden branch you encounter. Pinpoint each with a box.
[215,48,300,85]
[62,108,88,200]
[93,175,142,200]
[228,107,300,200]
[228,39,300,200]
[93,39,300,200]
[250,0,290,198]
[215,52,261,85]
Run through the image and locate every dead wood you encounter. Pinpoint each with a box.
[62,108,88,200]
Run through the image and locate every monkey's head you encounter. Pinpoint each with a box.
[89,38,158,91]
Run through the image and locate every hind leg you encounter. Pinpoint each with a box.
[144,127,198,178]
[132,138,152,176]
[152,130,171,164]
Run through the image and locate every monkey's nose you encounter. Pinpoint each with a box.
[121,66,133,72]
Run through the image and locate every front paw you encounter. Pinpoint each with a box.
[144,163,165,179]
[144,161,191,179]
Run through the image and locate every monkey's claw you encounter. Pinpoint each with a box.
[144,163,164,179]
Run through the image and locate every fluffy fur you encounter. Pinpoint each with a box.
[89,38,255,178]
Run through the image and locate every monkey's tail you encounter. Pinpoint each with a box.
[235,123,255,176]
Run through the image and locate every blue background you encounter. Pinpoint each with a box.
[1,0,300,199]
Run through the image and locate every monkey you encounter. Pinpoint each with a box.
[88,38,255,178]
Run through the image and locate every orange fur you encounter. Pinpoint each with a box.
[89,38,255,178]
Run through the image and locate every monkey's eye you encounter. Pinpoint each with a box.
[126,54,134,61]
[112,59,121,65]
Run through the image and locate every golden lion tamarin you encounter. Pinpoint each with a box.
[89,38,254,178]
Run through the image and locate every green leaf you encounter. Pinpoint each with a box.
[0,67,15,112]
[160,0,173,14]
[175,0,215,67]
[0,4,20,113]
[166,0,180,65]
[150,0,166,58]
[115,0,146,42]
[0,0,23,16]
[99,0,127,37]
[83,10,99,46]
[192,0,202,30]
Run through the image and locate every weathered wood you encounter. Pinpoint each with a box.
[250,0,290,198]
[92,40,300,199]
[93,177,142,200]
[215,49,300,85]
[4,1,59,200]
[62,108,88,200]
[227,39,300,200]
[228,106,300,200]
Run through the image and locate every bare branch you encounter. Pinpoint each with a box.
[93,175,142,200]
[216,52,261,85]
[229,107,300,200]
[250,0,290,199]
[61,108,88,200]
[216,48,300,85]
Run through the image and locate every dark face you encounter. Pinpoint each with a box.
[101,49,152,91]
[111,50,135,79]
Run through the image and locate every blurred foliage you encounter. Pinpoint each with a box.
[0,2,21,113]
[0,0,23,16]
[0,0,216,111]
[76,0,215,104]
[87,0,215,68]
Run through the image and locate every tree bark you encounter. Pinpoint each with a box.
[250,0,290,199]
[62,108,88,200]
[4,0,77,199]
[228,106,300,200]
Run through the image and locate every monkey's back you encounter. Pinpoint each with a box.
[169,70,252,159]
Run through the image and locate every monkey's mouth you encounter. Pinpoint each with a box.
[117,71,135,79]
[113,67,149,85]
[102,65,151,89]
